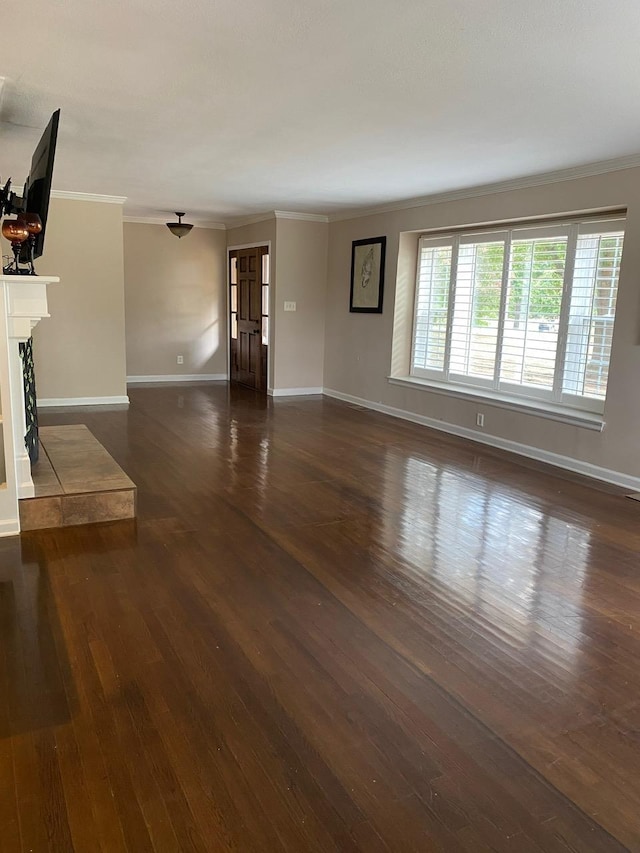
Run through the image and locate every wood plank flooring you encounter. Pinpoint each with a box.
[2,383,640,851]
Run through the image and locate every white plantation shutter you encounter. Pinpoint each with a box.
[449,235,506,387]
[562,225,624,400]
[410,216,625,414]
[500,233,567,396]
[412,239,453,375]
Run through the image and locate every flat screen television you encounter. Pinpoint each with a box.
[19,109,60,261]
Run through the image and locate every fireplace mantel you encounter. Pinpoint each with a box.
[0,274,59,536]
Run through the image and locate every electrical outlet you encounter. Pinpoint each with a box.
[177,355,184,365]
[476,413,484,428]
[284,301,296,312]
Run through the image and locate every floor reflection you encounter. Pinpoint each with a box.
[384,452,589,664]
[0,537,74,738]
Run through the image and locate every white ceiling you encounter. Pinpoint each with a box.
[2,0,640,222]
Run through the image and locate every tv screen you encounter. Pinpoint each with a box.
[20,109,60,261]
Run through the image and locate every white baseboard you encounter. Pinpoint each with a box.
[127,374,227,384]
[0,518,20,537]
[16,452,34,498]
[38,395,130,407]
[323,387,640,492]
[268,387,324,397]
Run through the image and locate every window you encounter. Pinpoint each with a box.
[261,252,270,346]
[230,256,238,339]
[411,217,625,414]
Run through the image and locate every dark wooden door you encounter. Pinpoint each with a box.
[229,246,268,391]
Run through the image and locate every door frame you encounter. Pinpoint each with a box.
[226,241,273,392]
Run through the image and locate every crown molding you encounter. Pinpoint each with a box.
[51,190,127,205]
[273,210,329,223]
[123,215,226,230]
[226,212,276,229]
[226,209,329,228]
[327,153,640,223]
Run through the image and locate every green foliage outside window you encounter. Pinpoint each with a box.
[470,240,566,326]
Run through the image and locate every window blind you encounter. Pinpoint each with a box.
[411,217,625,413]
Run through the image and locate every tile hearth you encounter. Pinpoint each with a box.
[19,424,136,531]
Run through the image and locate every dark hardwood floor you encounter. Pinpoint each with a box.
[2,383,640,851]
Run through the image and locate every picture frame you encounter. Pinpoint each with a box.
[349,236,386,313]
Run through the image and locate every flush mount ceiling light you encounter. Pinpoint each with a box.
[166,211,193,238]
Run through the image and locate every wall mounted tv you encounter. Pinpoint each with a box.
[18,108,60,262]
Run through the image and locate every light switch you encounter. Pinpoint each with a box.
[284,301,297,312]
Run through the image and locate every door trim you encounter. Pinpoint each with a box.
[227,241,273,392]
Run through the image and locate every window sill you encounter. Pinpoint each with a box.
[387,376,605,432]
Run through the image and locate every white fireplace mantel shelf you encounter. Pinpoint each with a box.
[0,273,59,536]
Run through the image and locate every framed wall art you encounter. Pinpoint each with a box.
[349,236,386,313]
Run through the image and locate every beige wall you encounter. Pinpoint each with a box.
[226,219,277,251]
[273,219,327,391]
[226,217,328,392]
[124,223,227,378]
[6,197,128,402]
[324,167,640,481]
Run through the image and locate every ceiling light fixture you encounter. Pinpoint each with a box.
[166,211,193,239]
